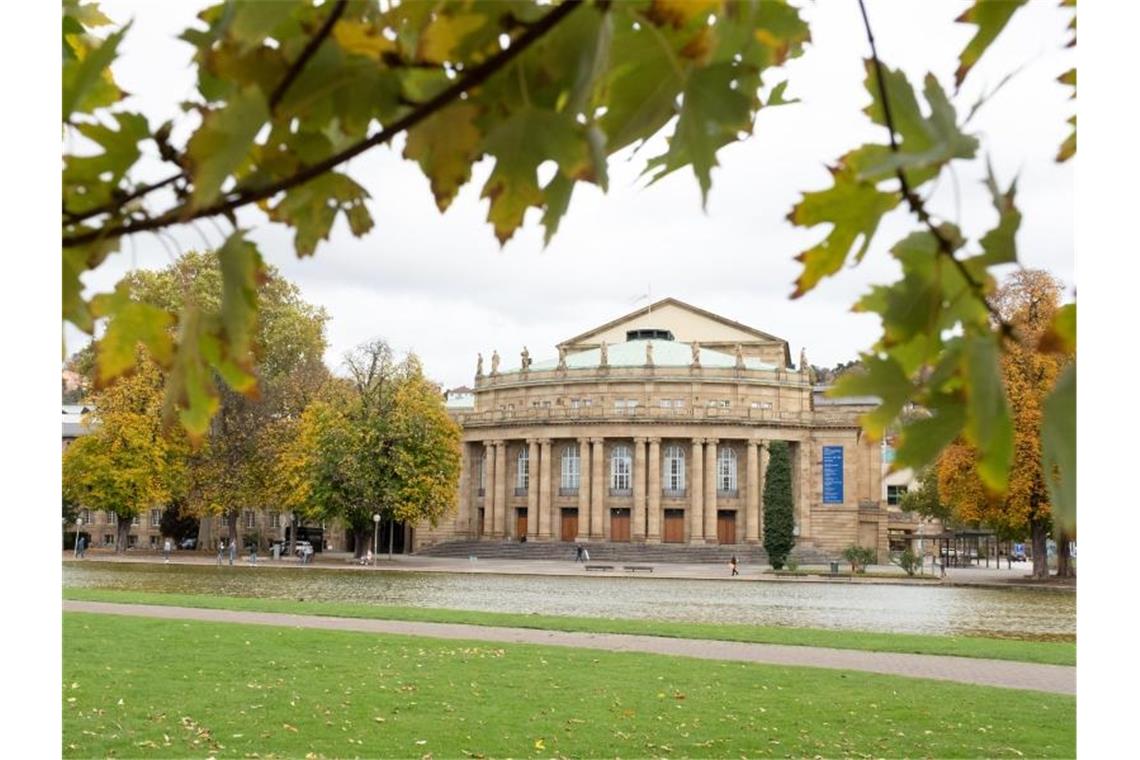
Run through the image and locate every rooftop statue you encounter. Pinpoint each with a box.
[735,344,745,370]
[490,350,500,375]
[646,340,654,366]
[521,345,531,370]
[599,340,608,367]
[476,352,484,378]
[557,345,568,370]
[690,341,701,368]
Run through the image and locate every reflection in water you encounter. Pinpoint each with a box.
[63,563,1074,640]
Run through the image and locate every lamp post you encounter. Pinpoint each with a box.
[372,513,381,566]
[74,517,83,558]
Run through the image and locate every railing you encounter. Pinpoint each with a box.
[662,489,687,498]
[609,488,632,497]
[717,489,739,498]
[558,487,579,497]
[513,487,528,497]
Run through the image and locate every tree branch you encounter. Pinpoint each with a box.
[269,0,348,112]
[856,0,1012,337]
[63,0,584,250]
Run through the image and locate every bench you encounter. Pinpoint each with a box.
[585,564,615,571]
[623,565,653,573]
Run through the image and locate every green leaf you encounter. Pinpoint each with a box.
[403,103,482,213]
[540,173,574,246]
[227,0,298,53]
[264,173,374,256]
[962,335,1014,490]
[1057,114,1076,163]
[598,19,685,154]
[63,112,150,214]
[975,160,1021,266]
[63,237,121,334]
[894,392,967,471]
[89,282,175,386]
[645,62,755,207]
[1039,303,1076,355]
[185,85,269,208]
[830,354,911,438]
[788,164,900,298]
[480,107,587,244]
[164,306,220,443]
[62,22,129,119]
[764,80,798,107]
[954,0,1028,88]
[217,231,265,369]
[1041,364,1076,533]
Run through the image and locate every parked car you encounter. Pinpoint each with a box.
[178,537,197,550]
[1009,548,1028,562]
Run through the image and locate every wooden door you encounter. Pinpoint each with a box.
[610,509,631,542]
[717,510,736,544]
[560,509,578,541]
[516,509,528,539]
[663,509,685,543]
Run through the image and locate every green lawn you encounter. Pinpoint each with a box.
[64,587,1076,666]
[63,613,1074,758]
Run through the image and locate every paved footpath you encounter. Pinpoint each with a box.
[64,600,1074,695]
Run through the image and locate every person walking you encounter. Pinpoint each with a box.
[163,537,172,563]
[76,535,86,559]
[216,540,224,566]
[228,540,236,566]
[574,544,584,563]
[730,555,739,577]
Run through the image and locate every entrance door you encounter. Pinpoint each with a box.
[663,509,685,543]
[516,508,528,539]
[477,508,485,537]
[610,509,631,542]
[561,508,579,541]
[717,510,736,544]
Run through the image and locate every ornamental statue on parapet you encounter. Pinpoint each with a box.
[645,340,654,367]
[599,340,609,368]
[476,352,484,378]
[690,341,701,368]
[521,345,531,370]
[557,345,568,371]
[800,347,809,375]
[490,350,500,376]
[735,344,745,370]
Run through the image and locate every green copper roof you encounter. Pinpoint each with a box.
[507,339,777,373]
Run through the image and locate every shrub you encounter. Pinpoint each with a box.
[897,548,920,576]
[842,545,876,574]
[763,441,795,570]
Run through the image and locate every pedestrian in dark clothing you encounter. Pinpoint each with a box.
[730,555,739,576]
[216,541,224,566]
[574,544,584,563]
[77,536,86,559]
[228,541,236,566]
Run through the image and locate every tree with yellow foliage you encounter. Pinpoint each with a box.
[938,270,1072,579]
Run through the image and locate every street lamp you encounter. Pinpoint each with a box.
[74,517,83,558]
[372,513,381,566]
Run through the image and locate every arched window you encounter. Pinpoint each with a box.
[516,448,529,493]
[610,444,632,493]
[717,446,738,494]
[561,446,580,492]
[663,445,686,493]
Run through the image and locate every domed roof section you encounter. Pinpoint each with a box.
[507,339,778,372]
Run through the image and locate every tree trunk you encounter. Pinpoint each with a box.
[115,517,131,554]
[1030,518,1049,580]
[1056,529,1075,578]
[196,515,213,552]
[353,526,370,559]
[226,509,239,548]
[388,517,395,560]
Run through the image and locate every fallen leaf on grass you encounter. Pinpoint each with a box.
[283,724,298,733]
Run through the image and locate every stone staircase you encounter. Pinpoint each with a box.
[416,539,835,565]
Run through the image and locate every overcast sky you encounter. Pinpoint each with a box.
[76,0,1075,390]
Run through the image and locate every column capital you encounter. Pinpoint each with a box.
[705,437,720,445]
[526,438,540,445]
[692,437,705,446]
[578,436,592,444]
[647,436,661,444]
[538,438,552,446]
[634,436,648,444]
[590,436,605,444]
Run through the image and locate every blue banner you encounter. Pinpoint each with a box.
[822,445,844,504]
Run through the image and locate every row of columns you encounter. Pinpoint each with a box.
[456,437,803,543]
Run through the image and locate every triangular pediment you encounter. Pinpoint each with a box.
[559,298,789,365]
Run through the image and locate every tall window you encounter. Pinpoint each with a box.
[131,515,140,526]
[717,446,738,493]
[243,509,256,529]
[150,508,162,528]
[663,445,686,493]
[561,446,580,491]
[516,448,529,493]
[79,508,91,523]
[270,510,281,528]
[887,485,908,506]
[106,511,117,525]
[610,445,632,492]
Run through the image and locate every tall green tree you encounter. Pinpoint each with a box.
[61,0,1076,531]
[763,441,795,570]
[62,358,185,553]
[279,341,460,558]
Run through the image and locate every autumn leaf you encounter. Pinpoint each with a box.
[1041,364,1076,532]
[954,0,1028,88]
[264,172,374,256]
[962,335,1014,490]
[333,18,397,60]
[417,12,487,65]
[90,282,175,386]
[62,21,129,119]
[185,85,269,208]
[404,103,482,213]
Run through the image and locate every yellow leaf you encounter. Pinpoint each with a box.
[332,19,395,60]
[417,13,486,65]
[403,103,482,212]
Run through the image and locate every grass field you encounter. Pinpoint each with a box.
[65,587,1076,666]
[63,613,1075,758]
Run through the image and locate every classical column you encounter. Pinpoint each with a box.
[745,441,761,543]
[704,438,719,543]
[590,437,606,539]
[539,439,553,540]
[632,437,647,541]
[794,440,812,540]
[483,441,496,538]
[457,443,471,537]
[646,438,662,542]
[494,440,507,537]
[690,438,704,543]
[578,437,591,539]
[527,439,540,540]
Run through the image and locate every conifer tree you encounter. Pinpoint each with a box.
[763,441,795,569]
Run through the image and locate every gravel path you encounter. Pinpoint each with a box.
[64,600,1074,695]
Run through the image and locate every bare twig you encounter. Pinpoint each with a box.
[269,0,348,111]
[63,1,585,249]
[856,0,1012,337]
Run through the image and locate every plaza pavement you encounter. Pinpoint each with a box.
[63,550,1066,589]
[63,599,1075,695]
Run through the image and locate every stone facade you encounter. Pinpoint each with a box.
[417,298,896,558]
